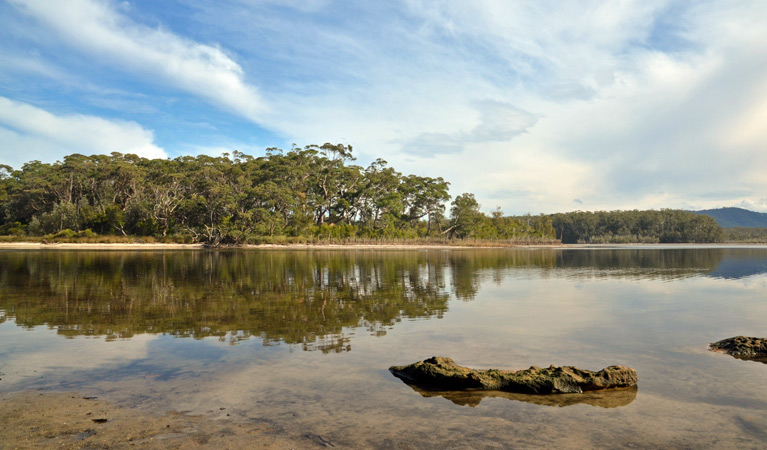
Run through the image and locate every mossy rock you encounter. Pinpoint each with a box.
[389,356,638,395]
[710,336,767,364]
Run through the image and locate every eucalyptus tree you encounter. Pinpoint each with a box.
[446,193,485,239]
[0,145,570,243]
[0,164,11,228]
[5,160,58,224]
[258,146,316,235]
[399,174,450,234]
[550,209,722,243]
[357,159,404,234]
[304,143,356,225]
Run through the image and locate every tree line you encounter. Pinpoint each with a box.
[0,146,731,245]
[0,145,555,244]
[549,209,723,244]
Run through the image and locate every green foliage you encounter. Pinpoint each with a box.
[16,148,720,245]
[0,147,496,243]
[28,202,79,235]
[0,221,26,236]
[444,195,557,242]
[550,209,724,244]
[722,227,767,243]
[447,193,484,239]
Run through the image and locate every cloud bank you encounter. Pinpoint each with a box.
[1,0,766,213]
[9,0,265,122]
[0,97,166,168]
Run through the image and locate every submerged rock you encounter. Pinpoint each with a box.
[405,384,638,408]
[389,357,638,395]
[709,336,767,363]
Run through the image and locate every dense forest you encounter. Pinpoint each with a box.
[0,147,741,245]
[550,209,723,244]
[721,227,767,243]
[0,145,555,244]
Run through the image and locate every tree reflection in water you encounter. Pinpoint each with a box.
[0,247,761,351]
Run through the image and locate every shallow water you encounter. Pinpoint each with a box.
[1,247,766,449]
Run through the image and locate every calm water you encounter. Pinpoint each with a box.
[1,247,767,448]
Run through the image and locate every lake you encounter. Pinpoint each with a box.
[1,247,766,448]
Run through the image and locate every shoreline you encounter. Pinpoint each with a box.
[0,242,566,250]
[0,242,764,250]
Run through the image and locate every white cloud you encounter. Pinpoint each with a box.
[737,199,767,213]
[247,0,766,215]
[370,0,767,214]
[0,97,166,168]
[9,0,265,122]
[402,0,668,95]
[4,0,767,214]
[0,50,68,81]
[525,35,767,213]
[238,0,329,13]
[403,101,538,157]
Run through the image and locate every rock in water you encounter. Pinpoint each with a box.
[389,357,638,394]
[405,384,638,408]
[709,336,767,363]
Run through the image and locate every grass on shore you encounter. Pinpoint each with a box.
[0,234,187,244]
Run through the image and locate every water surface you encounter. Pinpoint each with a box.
[1,247,766,448]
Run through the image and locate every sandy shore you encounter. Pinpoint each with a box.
[0,242,563,250]
[0,242,206,250]
[2,242,761,251]
[0,390,308,449]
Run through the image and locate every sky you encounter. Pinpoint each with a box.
[1,0,766,214]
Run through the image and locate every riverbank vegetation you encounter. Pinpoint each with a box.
[549,209,723,244]
[721,227,767,243]
[0,146,555,245]
[0,147,754,245]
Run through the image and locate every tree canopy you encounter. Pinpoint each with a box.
[0,147,555,244]
[550,209,723,244]
[0,148,729,245]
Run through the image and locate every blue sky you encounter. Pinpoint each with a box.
[1,0,766,214]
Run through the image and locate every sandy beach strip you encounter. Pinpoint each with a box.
[0,242,563,250]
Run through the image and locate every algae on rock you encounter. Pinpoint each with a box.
[709,336,767,364]
[389,356,638,395]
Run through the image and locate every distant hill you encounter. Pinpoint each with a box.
[695,207,767,228]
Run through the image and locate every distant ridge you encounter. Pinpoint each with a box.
[695,207,767,228]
